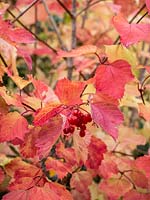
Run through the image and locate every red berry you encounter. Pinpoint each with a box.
[79,129,86,137]
[79,124,86,130]
[68,126,75,133]
[73,109,81,116]
[68,116,78,125]
[83,113,92,124]
[63,128,70,134]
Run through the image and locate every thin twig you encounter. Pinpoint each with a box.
[12,0,40,24]
[42,0,67,50]
[7,9,57,54]
[56,0,74,18]
[76,0,103,17]
[129,4,146,24]
[136,11,148,23]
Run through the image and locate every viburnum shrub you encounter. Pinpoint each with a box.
[0,0,150,199]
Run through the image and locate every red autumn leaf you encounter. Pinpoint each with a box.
[146,0,150,14]
[35,115,63,158]
[3,182,73,200]
[124,189,150,200]
[135,155,150,178]
[99,157,118,179]
[94,60,134,99]
[112,13,150,46]
[34,103,62,126]
[5,157,43,190]
[8,28,34,44]
[85,136,107,169]
[130,170,148,188]
[0,17,34,44]
[57,45,99,57]
[31,78,48,100]
[99,178,132,199]
[56,142,77,167]
[73,131,91,164]
[20,127,40,158]
[0,112,28,143]
[55,78,87,106]
[45,157,72,179]
[90,93,124,139]
[70,171,92,197]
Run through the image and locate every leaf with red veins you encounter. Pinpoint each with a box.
[0,112,28,143]
[8,28,34,44]
[130,170,148,189]
[5,158,43,191]
[56,142,77,167]
[99,158,118,179]
[31,78,49,100]
[73,131,91,164]
[34,103,62,126]
[58,45,99,57]
[135,155,150,178]
[35,115,63,158]
[45,157,72,179]
[3,182,73,200]
[90,93,124,139]
[99,177,132,200]
[0,17,34,44]
[85,136,107,169]
[94,60,134,99]
[70,171,92,195]
[124,189,150,200]
[20,127,40,158]
[112,13,150,46]
[55,78,87,106]
[146,0,150,14]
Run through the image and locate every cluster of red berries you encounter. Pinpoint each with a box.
[63,109,92,137]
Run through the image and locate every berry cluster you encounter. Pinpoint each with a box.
[63,109,92,137]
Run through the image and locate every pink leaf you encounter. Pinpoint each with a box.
[112,13,150,46]
[146,0,150,14]
[90,93,124,139]
[124,189,150,200]
[94,60,134,99]
[85,136,107,169]
[0,112,28,143]
[99,178,132,199]
[35,115,63,158]
[135,155,150,178]
[9,28,35,44]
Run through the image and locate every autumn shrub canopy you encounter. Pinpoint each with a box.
[0,0,150,199]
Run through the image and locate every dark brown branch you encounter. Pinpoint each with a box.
[56,0,74,18]
[7,9,57,54]
[0,53,8,67]
[12,0,40,24]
